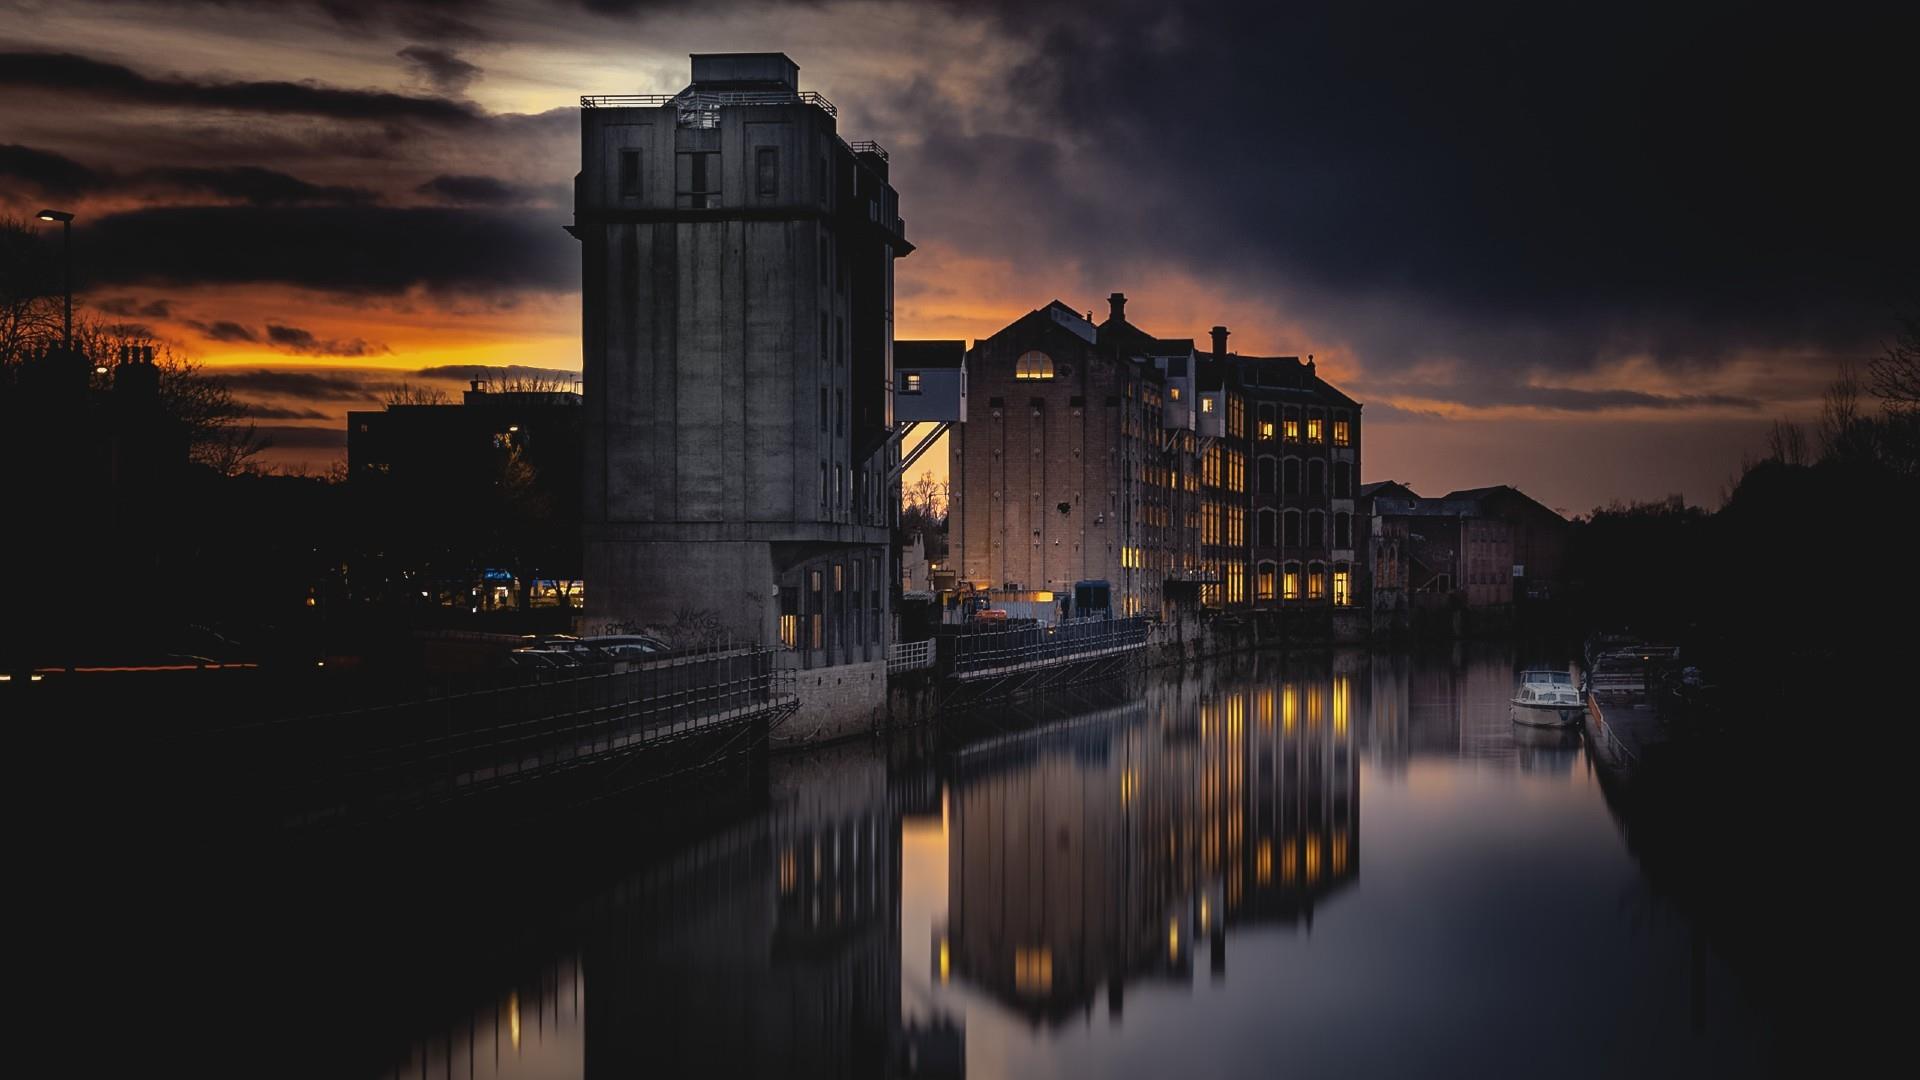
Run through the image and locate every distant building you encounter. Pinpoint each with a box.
[347,381,584,608]
[573,52,910,673]
[1360,481,1568,628]
[929,293,1364,627]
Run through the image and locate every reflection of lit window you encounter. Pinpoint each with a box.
[1333,830,1349,875]
[1257,840,1274,884]
[1014,351,1054,380]
[939,939,950,983]
[1014,947,1053,994]
[1306,834,1322,882]
[1283,684,1298,731]
[778,849,797,893]
[1334,676,1350,736]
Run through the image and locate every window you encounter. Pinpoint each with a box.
[1258,457,1276,494]
[1306,411,1324,443]
[1015,350,1054,380]
[1228,395,1245,438]
[1283,408,1300,441]
[1258,403,1276,439]
[1334,511,1351,548]
[1307,510,1324,546]
[618,148,641,198]
[902,371,921,392]
[820,387,828,432]
[1308,459,1325,498]
[1202,396,1215,413]
[1283,457,1300,496]
[1333,417,1351,447]
[837,388,844,435]
[809,570,824,649]
[755,146,778,197]
[1308,562,1326,600]
[1333,461,1351,498]
[1257,562,1277,600]
[1258,509,1277,547]
[1169,385,1182,401]
[676,150,720,208]
[1283,562,1301,600]
[1283,509,1301,546]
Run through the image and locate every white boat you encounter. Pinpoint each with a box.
[1511,669,1583,727]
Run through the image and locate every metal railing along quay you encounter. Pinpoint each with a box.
[942,616,1153,681]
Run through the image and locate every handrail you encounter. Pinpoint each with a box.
[581,90,837,116]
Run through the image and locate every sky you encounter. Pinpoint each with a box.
[2,0,1914,514]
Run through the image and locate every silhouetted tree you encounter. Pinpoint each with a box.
[382,381,451,406]
[1867,311,1920,414]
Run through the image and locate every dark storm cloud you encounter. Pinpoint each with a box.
[215,369,388,401]
[94,297,175,318]
[3,144,375,204]
[923,1,1918,372]
[0,143,103,195]
[397,45,482,95]
[265,324,388,356]
[76,205,577,294]
[241,403,332,420]
[414,174,551,206]
[414,364,580,386]
[1369,380,1759,413]
[108,1,494,42]
[0,51,484,126]
[189,320,259,343]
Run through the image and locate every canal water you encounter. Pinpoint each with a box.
[377,647,1768,1079]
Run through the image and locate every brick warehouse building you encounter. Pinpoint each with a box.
[935,295,1364,629]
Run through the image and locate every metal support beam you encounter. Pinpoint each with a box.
[889,421,950,484]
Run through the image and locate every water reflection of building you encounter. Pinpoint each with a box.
[939,666,1360,1021]
[580,746,905,1077]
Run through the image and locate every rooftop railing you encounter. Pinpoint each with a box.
[581,90,837,116]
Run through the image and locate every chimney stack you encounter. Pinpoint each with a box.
[1108,292,1127,322]
[1211,325,1230,361]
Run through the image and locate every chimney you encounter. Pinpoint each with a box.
[1108,292,1127,322]
[1210,325,1230,361]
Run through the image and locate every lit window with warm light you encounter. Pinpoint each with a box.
[1014,350,1054,380]
[1333,418,1351,446]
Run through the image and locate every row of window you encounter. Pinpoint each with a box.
[1256,457,1353,498]
[1249,403,1353,447]
[777,555,884,653]
[1256,508,1354,549]
[1201,446,1247,492]
[1254,561,1354,605]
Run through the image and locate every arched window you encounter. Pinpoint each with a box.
[1282,457,1301,496]
[1308,459,1326,498]
[1332,461,1351,498]
[1282,561,1302,600]
[1283,509,1302,546]
[1015,350,1055,380]
[1258,508,1277,548]
[1307,561,1327,600]
[1333,562,1352,606]
[1258,456,1276,494]
[1307,510,1324,546]
[1283,407,1301,442]
[1306,409,1325,443]
[1334,511,1351,548]
[1257,561,1277,600]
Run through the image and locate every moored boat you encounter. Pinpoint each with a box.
[1511,668,1583,727]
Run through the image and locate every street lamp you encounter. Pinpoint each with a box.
[36,209,74,353]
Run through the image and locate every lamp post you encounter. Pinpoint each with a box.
[36,209,74,353]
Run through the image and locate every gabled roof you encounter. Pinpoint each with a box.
[895,339,967,369]
[1360,480,1420,500]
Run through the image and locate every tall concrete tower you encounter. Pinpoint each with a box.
[574,53,911,669]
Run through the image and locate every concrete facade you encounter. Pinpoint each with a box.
[574,53,910,672]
